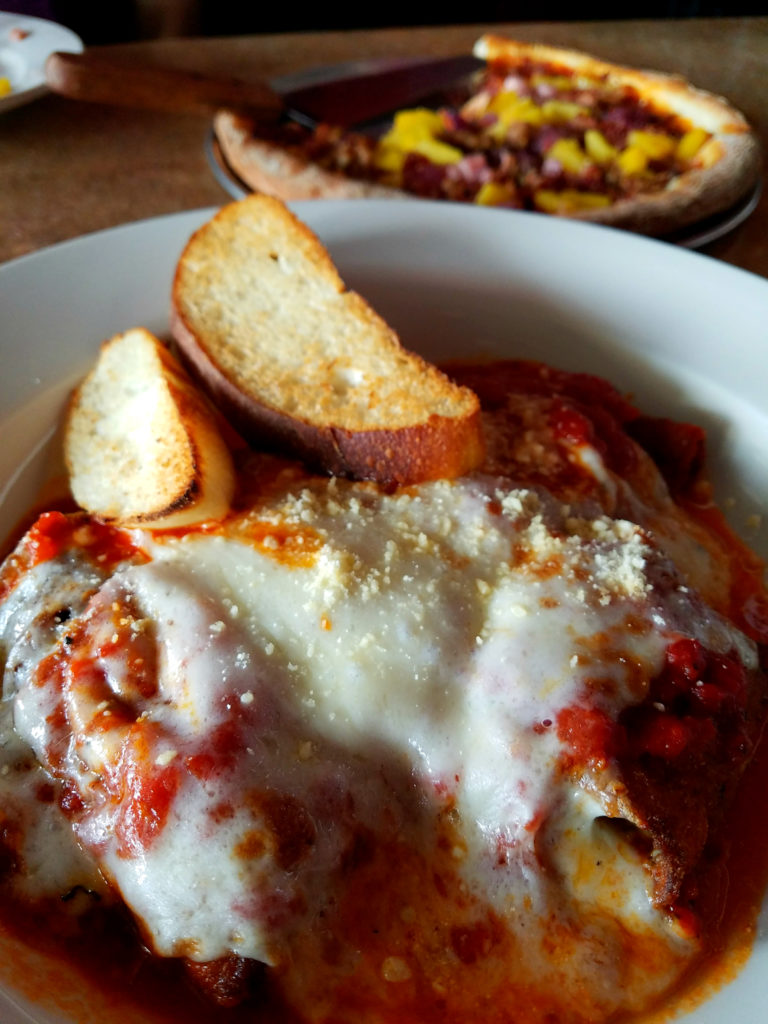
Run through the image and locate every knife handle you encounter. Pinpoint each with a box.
[45,50,285,119]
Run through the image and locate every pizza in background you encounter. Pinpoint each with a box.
[215,35,761,237]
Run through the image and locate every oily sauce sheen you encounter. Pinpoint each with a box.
[0,359,767,1024]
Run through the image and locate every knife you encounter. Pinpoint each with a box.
[44,51,484,129]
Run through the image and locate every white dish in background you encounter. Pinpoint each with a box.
[0,10,82,114]
[0,200,767,1023]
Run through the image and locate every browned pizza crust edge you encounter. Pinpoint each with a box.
[474,36,763,236]
[214,110,408,202]
[213,37,761,237]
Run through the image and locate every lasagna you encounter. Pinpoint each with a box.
[0,360,766,1023]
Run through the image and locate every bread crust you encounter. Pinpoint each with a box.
[170,196,484,486]
[171,310,484,484]
[65,328,236,528]
[214,36,761,238]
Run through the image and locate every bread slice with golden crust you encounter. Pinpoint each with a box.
[65,327,236,528]
[170,195,484,485]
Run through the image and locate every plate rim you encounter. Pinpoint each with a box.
[0,11,83,114]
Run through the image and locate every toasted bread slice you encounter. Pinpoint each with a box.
[65,327,236,528]
[170,195,484,485]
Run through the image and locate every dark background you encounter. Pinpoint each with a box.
[3,0,767,44]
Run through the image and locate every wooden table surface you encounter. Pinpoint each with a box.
[2,17,766,275]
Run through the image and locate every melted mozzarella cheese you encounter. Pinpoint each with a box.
[0,471,757,1016]
[0,555,110,902]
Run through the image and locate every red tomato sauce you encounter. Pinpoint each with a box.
[0,360,767,1023]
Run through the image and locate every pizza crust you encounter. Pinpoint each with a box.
[473,35,762,235]
[569,132,760,235]
[474,36,753,134]
[214,37,762,237]
[214,110,407,202]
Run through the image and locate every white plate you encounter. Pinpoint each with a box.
[0,11,82,113]
[0,201,767,1022]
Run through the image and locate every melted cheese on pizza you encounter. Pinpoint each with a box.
[273,55,710,212]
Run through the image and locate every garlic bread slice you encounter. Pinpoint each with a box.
[170,195,484,486]
[65,327,235,528]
